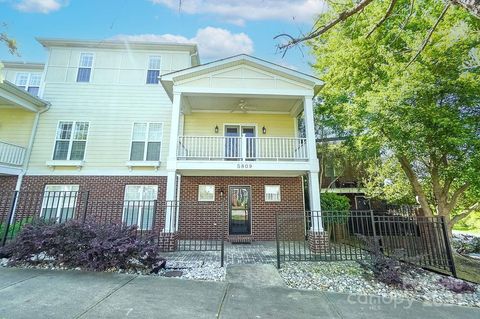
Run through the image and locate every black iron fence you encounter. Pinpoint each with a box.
[1,191,456,274]
[0,191,226,265]
[276,210,456,276]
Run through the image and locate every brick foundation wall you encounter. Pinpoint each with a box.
[0,176,19,222]
[21,175,167,202]
[13,175,168,232]
[179,176,305,241]
[0,175,18,192]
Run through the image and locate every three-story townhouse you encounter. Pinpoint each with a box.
[0,38,325,251]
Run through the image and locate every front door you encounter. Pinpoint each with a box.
[229,186,251,235]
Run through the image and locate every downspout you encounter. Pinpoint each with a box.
[15,103,51,191]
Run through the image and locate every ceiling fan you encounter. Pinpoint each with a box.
[230,99,257,113]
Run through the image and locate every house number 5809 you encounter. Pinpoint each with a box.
[237,163,253,169]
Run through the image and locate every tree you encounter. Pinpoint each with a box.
[310,0,480,234]
[0,23,19,56]
[277,0,480,63]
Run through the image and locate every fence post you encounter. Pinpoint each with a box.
[276,213,281,269]
[1,191,18,247]
[82,191,90,223]
[369,210,380,252]
[220,195,225,268]
[369,210,377,237]
[440,216,457,277]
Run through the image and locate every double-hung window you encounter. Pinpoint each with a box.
[265,185,281,202]
[123,185,158,230]
[77,53,94,82]
[146,56,161,84]
[130,123,163,161]
[53,121,89,160]
[41,185,79,222]
[15,72,42,96]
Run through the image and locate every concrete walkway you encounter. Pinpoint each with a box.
[0,267,479,319]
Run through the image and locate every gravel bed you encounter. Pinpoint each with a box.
[161,260,226,281]
[1,258,226,282]
[279,261,480,307]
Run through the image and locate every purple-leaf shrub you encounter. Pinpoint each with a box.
[438,277,476,294]
[1,220,165,272]
[358,235,406,287]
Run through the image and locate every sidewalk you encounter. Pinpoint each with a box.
[0,267,478,319]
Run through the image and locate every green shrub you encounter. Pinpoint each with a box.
[0,217,33,240]
[320,193,350,211]
[321,193,351,225]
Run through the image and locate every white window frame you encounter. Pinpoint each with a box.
[76,52,94,83]
[198,185,215,202]
[146,56,162,84]
[129,122,163,161]
[123,185,158,230]
[14,72,42,95]
[40,185,80,221]
[265,185,281,202]
[52,121,90,161]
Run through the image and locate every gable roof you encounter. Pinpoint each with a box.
[160,54,323,98]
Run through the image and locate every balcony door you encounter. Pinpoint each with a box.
[224,125,255,160]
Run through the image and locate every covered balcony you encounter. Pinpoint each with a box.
[177,135,308,161]
[0,141,26,167]
[0,80,49,175]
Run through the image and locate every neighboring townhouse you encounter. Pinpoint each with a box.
[0,61,49,191]
[0,38,323,247]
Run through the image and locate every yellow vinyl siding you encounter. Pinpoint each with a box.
[0,108,35,147]
[27,46,192,175]
[183,113,295,137]
[28,84,172,174]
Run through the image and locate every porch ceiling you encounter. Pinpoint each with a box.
[183,94,302,114]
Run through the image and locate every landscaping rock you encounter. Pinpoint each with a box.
[279,261,480,308]
[164,270,183,277]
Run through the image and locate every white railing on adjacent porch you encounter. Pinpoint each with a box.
[177,136,308,161]
[0,141,26,166]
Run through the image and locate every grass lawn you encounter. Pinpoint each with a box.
[453,229,480,236]
[454,253,480,284]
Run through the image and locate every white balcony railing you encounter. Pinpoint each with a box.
[177,136,308,161]
[0,141,26,167]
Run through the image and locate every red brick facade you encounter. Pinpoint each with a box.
[179,176,305,241]
[10,175,305,243]
[0,175,18,192]
[21,175,167,202]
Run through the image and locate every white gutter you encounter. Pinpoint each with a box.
[15,103,51,191]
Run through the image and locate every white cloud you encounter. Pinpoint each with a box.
[14,0,67,13]
[111,27,254,60]
[150,0,327,25]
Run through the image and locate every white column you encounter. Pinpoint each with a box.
[164,171,177,232]
[164,92,182,232]
[304,96,322,231]
[308,172,323,231]
[167,92,182,169]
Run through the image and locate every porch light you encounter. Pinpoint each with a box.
[215,125,219,133]
[262,126,267,134]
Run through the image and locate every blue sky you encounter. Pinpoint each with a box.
[0,0,327,73]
